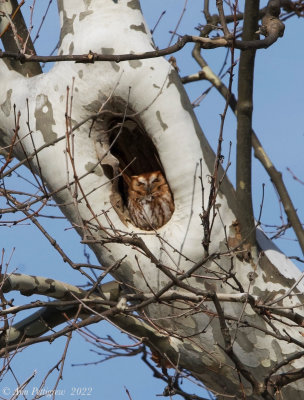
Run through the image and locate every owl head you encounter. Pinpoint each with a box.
[128,171,166,197]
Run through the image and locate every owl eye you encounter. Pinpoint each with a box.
[136,181,145,186]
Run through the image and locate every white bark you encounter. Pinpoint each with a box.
[0,1,303,398]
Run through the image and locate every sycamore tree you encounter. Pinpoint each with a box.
[0,0,304,399]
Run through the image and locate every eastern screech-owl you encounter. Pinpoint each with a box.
[126,171,174,230]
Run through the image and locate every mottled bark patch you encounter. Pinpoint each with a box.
[156,111,168,131]
[79,10,93,21]
[69,41,74,55]
[58,1,76,49]
[252,284,285,302]
[130,23,147,34]
[85,162,103,177]
[35,94,57,143]
[128,59,142,69]
[127,0,141,10]
[83,0,92,9]
[259,251,296,286]
[1,89,12,117]
[101,48,120,72]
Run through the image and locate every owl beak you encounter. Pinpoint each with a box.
[146,187,153,201]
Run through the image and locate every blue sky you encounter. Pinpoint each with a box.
[1,1,303,399]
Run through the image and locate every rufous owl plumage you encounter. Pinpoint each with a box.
[126,171,174,230]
